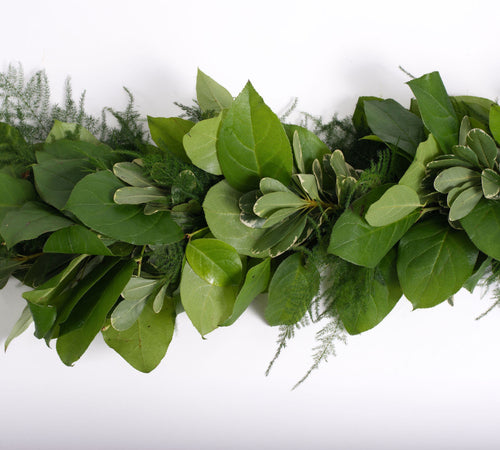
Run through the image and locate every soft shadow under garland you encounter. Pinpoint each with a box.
[1,65,500,386]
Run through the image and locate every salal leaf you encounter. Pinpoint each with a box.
[113,186,166,205]
[1,201,73,249]
[334,250,402,335]
[56,260,136,366]
[217,82,293,191]
[65,171,183,245]
[365,185,421,227]
[0,173,36,223]
[183,116,222,175]
[253,191,307,218]
[185,238,243,286]
[221,258,271,326]
[103,296,176,373]
[46,120,100,145]
[203,180,267,257]
[448,186,483,221]
[397,218,477,308]
[407,71,459,153]
[113,162,151,187]
[364,98,425,157]
[265,253,319,326]
[466,128,498,169]
[196,69,233,113]
[489,105,500,145]
[283,125,330,173]
[4,305,32,351]
[433,167,479,193]
[148,116,194,163]
[461,198,500,259]
[180,261,238,336]
[329,186,419,268]
[43,225,113,255]
[481,169,500,199]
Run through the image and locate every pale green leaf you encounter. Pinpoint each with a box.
[433,167,480,194]
[113,186,166,205]
[113,162,151,187]
[183,116,222,175]
[253,191,307,218]
[4,305,33,351]
[448,186,483,221]
[196,69,233,113]
[466,128,498,169]
[481,168,500,199]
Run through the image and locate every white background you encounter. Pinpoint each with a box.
[1,1,500,449]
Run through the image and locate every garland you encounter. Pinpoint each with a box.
[1,66,499,385]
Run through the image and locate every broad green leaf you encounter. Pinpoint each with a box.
[65,171,183,245]
[329,186,419,268]
[364,98,425,157]
[283,125,330,173]
[196,69,233,113]
[265,253,319,326]
[113,162,151,187]
[186,238,242,286]
[103,296,175,373]
[365,185,421,227]
[334,250,402,335]
[489,105,500,145]
[180,261,238,336]
[217,82,293,191]
[113,186,166,205]
[0,173,36,223]
[43,225,113,255]
[221,258,271,326]
[148,116,194,162]
[466,128,498,169]
[203,180,267,257]
[461,198,500,259]
[397,218,477,308]
[352,96,382,134]
[481,169,500,199]
[407,72,459,153]
[4,305,32,351]
[183,116,222,175]
[433,167,480,193]
[41,139,118,168]
[1,201,73,249]
[33,157,95,209]
[56,259,136,366]
[46,120,100,145]
[448,186,482,221]
[253,191,307,218]
[110,297,147,331]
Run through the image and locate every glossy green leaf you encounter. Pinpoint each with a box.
[397,218,477,308]
[148,116,194,162]
[65,171,183,245]
[113,162,151,187]
[365,185,421,227]
[433,167,479,193]
[186,238,243,286]
[466,128,498,169]
[448,186,482,221]
[103,296,176,373]
[46,120,100,145]
[4,305,32,351]
[217,82,293,191]
[56,260,136,366]
[253,191,307,218]
[461,198,500,260]
[283,125,330,173]
[481,168,500,199]
[265,253,319,326]
[43,225,113,255]
[489,105,500,145]
[334,250,402,335]
[221,258,271,326]
[407,71,459,153]
[196,69,233,113]
[183,116,222,175]
[329,186,419,268]
[0,173,36,223]
[203,180,267,257]
[180,261,238,336]
[1,201,73,249]
[364,98,425,157]
[113,186,166,205]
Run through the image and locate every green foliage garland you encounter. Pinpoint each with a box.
[2,66,500,386]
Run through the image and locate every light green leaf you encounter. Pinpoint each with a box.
[110,297,147,331]
[46,120,100,145]
[466,128,498,169]
[427,155,475,170]
[407,71,459,153]
[253,191,307,218]
[448,186,483,221]
[43,225,113,255]
[203,180,267,257]
[292,130,305,173]
[262,207,300,228]
[259,177,293,195]
[183,116,222,175]
[65,171,183,245]
[293,174,320,200]
[221,259,271,326]
[0,173,36,223]
[1,201,73,249]
[186,238,242,286]
[461,198,500,260]
[265,253,319,326]
[365,185,421,227]
[489,105,500,145]
[196,69,233,113]
[113,186,166,205]
[397,218,477,308]
[180,261,238,336]
[148,116,194,162]
[56,260,136,366]
[453,145,480,167]
[122,277,159,300]
[330,150,351,178]
[153,283,168,313]
[481,169,500,199]
[4,305,33,351]
[459,116,472,146]
[283,125,330,173]
[113,162,151,187]
[217,82,293,191]
[433,167,479,193]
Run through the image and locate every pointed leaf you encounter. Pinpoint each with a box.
[43,225,113,255]
[196,69,233,113]
[183,116,222,175]
[113,162,151,187]
[110,297,147,331]
[46,120,100,144]
[283,125,330,173]
[4,305,32,351]
[148,116,194,162]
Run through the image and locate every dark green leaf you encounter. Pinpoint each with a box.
[148,116,194,162]
[0,173,36,223]
[489,105,500,145]
[43,225,113,255]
